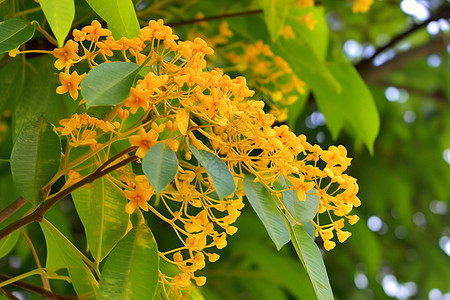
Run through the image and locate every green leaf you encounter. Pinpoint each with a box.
[40,221,99,297]
[0,19,36,54]
[12,58,58,139]
[188,144,236,199]
[286,6,329,60]
[290,225,333,300]
[0,58,25,113]
[38,0,75,47]
[72,174,129,262]
[279,177,319,224]
[10,114,61,206]
[0,231,20,258]
[142,142,178,195]
[273,37,343,136]
[261,0,289,42]
[81,62,139,108]
[84,0,139,39]
[99,223,159,300]
[243,177,290,250]
[326,60,380,152]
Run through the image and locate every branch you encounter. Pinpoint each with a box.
[0,197,27,224]
[359,37,447,83]
[0,274,77,300]
[0,155,138,242]
[357,5,450,72]
[167,9,263,27]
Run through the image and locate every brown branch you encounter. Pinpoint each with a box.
[96,146,138,173]
[359,37,448,84]
[0,155,138,242]
[0,198,27,224]
[167,9,263,27]
[357,5,450,72]
[0,274,77,300]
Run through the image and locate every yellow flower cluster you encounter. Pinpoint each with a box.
[53,19,360,298]
[226,40,306,121]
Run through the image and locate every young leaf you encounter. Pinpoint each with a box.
[243,177,290,250]
[142,142,178,195]
[0,231,19,259]
[10,114,61,206]
[38,0,75,47]
[71,174,129,262]
[0,19,36,54]
[188,144,236,199]
[84,0,139,39]
[81,62,140,108]
[261,0,289,42]
[40,221,99,297]
[99,223,159,300]
[290,224,334,300]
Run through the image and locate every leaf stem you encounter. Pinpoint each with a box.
[0,197,27,224]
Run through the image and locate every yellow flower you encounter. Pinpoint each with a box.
[129,127,159,158]
[123,85,152,114]
[56,71,86,100]
[124,183,154,214]
[53,40,80,70]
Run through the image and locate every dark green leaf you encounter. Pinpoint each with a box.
[10,114,61,206]
[261,0,289,42]
[189,144,236,199]
[72,173,129,262]
[290,225,333,300]
[0,19,36,54]
[41,221,99,297]
[81,62,139,108]
[38,0,75,47]
[99,223,159,300]
[142,142,178,195]
[243,177,290,250]
[84,0,139,38]
[0,58,25,113]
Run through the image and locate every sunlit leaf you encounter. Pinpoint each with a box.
[261,0,289,42]
[243,177,290,250]
[84,0,139,38]
[142,142,178,195]
[0,231,19,259]
[0,19,35,54]
[99,223,159,300]
[72,173,129,262]
[41,221,99,297]
[189,144,236,199]
[38,0,75,47]
[290,224,333,300]
[10,114,61,206]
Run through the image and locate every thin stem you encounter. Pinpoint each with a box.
[0,274,77,300]
[31,21,58,47]
[0,155,138,242]
[13,6,42,17]
[167,9,263,27]
[19,229,51,291]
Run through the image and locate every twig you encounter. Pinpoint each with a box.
[167,9,263,27]
[0,274,77,300]
[0,197,27,224]
[0,155,138,241]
